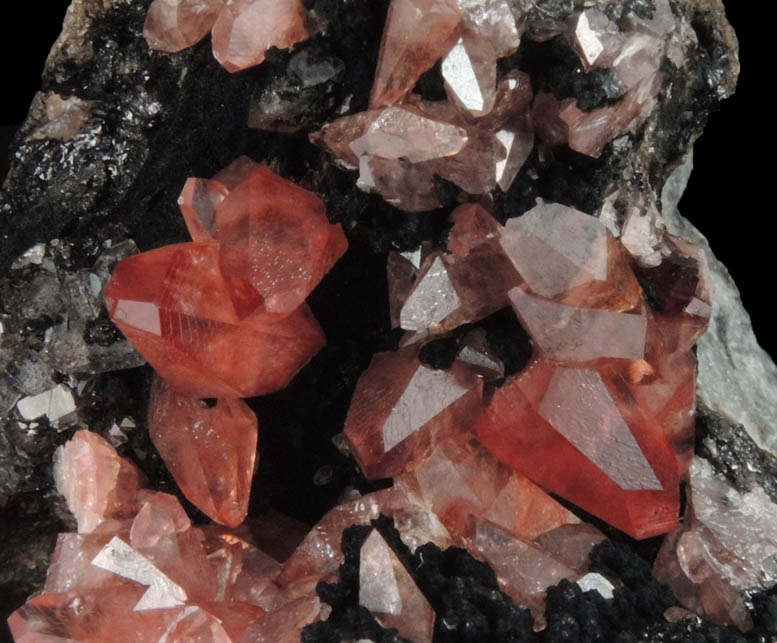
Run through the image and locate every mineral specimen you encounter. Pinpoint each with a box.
[2,0,762,639]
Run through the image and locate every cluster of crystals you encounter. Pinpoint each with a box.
[9,430,323,642]
[9,429,607,641]
[348,200,710,541]
[653,458,777,631]
[144,0,309,72]
[102,157,346,526]
[313,0,681,211]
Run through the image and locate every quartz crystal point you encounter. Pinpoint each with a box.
[344,351,483,479]
[105,241,325,398]
[53,429,146,534]
[211,0,309,72]
[148,376,259,527]
[476,357,681,539]
[370,0,462,108]
[359,529,435,642]
[214,163,348,314]
[144,0,224,53]
[653,458,777,631]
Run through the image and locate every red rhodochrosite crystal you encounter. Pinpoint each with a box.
[148,376,259,527]
[211,0,309,73]
[475,357,681,539]
[144,0,225,53]
[344,350,483,479]
[214,164,348,314]
[104,241,325,397]
[53,429,146,534]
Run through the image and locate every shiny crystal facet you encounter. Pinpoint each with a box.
[105,242,325,398]
[476,357,680,539]
[214,164,348,314]
[359,529,435,642]
[370,0,461,108]
[344,352,482,479]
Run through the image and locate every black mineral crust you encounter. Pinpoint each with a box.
[0,0,768,641]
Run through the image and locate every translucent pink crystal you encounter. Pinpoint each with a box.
[211,0,309,73]
[144,0,224,53]
[500,201,642,311]
[370,0,461,108]
[476,357,681,539]
[105,242,326,398]
[214,164,348,315]
[344,351,482,479]
[397,438,580,542]
[148,377,258,527]
[178,177,228,243]
[359,529,435,642]
[53,430,145,534]
[654,458,777,631]
[441,32,498,117]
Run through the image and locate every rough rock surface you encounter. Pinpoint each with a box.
[1,0,774,640]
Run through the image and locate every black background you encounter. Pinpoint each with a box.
[1,1,768,359]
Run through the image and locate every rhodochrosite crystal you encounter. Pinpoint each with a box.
[144,0,310,72]
[359,529,435,642]
[143,0,224,53]
[344,351,483,479]
[105,160,345,397]
[104,241,325,398]
[148,376,258,527]
[53,429,146,534]
[211,0,309,73]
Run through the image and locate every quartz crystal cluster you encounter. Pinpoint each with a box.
[144,0,310,71]
[5,0,766,640]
